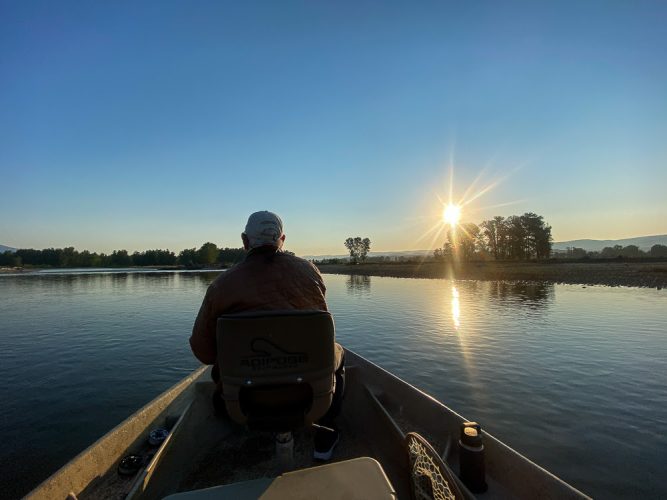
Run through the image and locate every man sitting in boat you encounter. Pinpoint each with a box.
[189,210,345,460]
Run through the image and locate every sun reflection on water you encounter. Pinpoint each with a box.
[452,285,460,330]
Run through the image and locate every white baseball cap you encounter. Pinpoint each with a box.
[243,211,284,248]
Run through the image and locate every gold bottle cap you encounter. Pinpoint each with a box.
[464,427,478,437]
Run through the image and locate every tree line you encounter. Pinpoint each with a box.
[434,212,553,261]
[557,244,667,259]
[0,243,247,268]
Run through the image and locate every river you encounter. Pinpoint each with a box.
[0,270,665,498]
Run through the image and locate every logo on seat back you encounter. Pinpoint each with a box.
[241,338,308,371]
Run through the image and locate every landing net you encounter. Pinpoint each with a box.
[405,432,463,500]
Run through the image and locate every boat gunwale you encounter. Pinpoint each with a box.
[345,350,591,499]
[26,366,208,500]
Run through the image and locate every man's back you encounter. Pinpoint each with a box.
[189,209,344,460]
[190,246,327,364]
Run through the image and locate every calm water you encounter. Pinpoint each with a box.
[1,270,666,498]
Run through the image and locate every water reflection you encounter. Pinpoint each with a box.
[451,280,553,310]
[451,286,460,330]
[487,281,554,309]
[1,269,224,298]
[178,271,222,287]
[345,275,371,296]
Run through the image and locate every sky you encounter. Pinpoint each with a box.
[1,0,666,256]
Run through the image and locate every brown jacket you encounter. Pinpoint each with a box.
[190,247,328,365]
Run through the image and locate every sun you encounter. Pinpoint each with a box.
[443,203,461,227]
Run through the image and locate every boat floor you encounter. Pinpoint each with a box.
[80,365,416,499]
[168,364,416,498]
[27,350,591,500]
[170,365,526,499]
[180,413,378,492]
[69,356,586,500]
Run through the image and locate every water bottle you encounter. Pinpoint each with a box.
[458,422,488,493]
[275,432,294,471]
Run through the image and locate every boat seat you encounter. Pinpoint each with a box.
[216,310,337,431]
[163,456,398,499]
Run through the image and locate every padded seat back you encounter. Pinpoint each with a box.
[217,310,336,430]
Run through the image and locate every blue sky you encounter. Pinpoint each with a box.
[1,1,666,255]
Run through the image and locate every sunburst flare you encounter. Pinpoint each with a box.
[443,203,462,227]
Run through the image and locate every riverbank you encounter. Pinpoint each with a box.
[316,261,667,289]
[0,265,227,274]
[0,267,25,273]
[4,262,665,288]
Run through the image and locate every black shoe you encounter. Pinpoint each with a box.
[313,425,340,461]
[118,454,144,476]
[212,389,227,418]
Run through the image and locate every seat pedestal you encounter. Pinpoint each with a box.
[275,432,294,471]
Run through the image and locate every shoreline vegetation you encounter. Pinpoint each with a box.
[315,260,667,289]
[3,213,666,290]
[2,260,665,289]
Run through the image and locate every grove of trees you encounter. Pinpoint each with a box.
[434,212,553,261]
[344,237,371,264]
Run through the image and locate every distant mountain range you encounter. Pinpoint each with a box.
[551,235,667,252]
[0,245,16,253]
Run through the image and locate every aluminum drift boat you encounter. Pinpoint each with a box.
[27,348,589,499]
